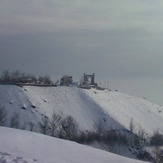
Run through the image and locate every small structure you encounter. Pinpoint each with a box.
[83,73,95,85]
[60,76,73,86]
[80,73,97,88]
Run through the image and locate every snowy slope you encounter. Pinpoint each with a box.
[0,85,42,126]
[23,86,124,131]
[0,85,163,135]
[83,89,163,135]
[0,127,150,163]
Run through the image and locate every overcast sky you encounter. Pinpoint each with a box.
[0,0,163,105]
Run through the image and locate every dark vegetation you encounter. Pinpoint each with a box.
[0,70,53,85]
[150,130,163,146]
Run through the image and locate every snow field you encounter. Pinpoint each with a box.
[0,127,150,163]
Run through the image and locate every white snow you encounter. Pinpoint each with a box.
[0,127,150,163]
[0,85,163,135]
[83,89,163,135]
[0,84,163,162]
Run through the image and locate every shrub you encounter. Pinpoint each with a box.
[151,131,163,146]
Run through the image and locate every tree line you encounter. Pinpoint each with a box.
[0,70,53,84]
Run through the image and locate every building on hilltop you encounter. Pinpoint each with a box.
[60,76,73,86]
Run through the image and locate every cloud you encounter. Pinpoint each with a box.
[1,0,163,34]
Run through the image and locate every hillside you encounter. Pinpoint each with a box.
[0,85,163,136]
[83,89,163,135]
[0,127,150,163]
[0,85,163,161]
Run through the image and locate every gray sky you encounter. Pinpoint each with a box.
[0,0,163,105]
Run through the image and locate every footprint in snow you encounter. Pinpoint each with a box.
[0,151,38,163]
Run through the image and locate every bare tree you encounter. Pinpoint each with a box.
[137,126,146,140]
[129,118,137,146]
[43,75,52,85]
[0,106,7,126]
[39,115,49,135]
[50,111,62,137]
[153,146,162,163]
[29,122,37,132]
[60,115,78,140]
[135,126,146,149]
[38,76,44,84]
[151,131,163,163]
[10,70,21,82]
[94,118,105,139]
[1,70,10,82]
[10,113,20,128]
[129,118,135,133]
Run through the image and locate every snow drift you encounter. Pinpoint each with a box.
[0,127,150,163]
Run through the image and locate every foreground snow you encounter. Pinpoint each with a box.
[0,127,150,163]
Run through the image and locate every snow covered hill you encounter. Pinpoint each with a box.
[83,89,163,135]
[0,85,162,136]
[0,85,163,162]
[0,127,150,163]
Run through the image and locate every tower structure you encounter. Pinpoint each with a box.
[81,73,97,87]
